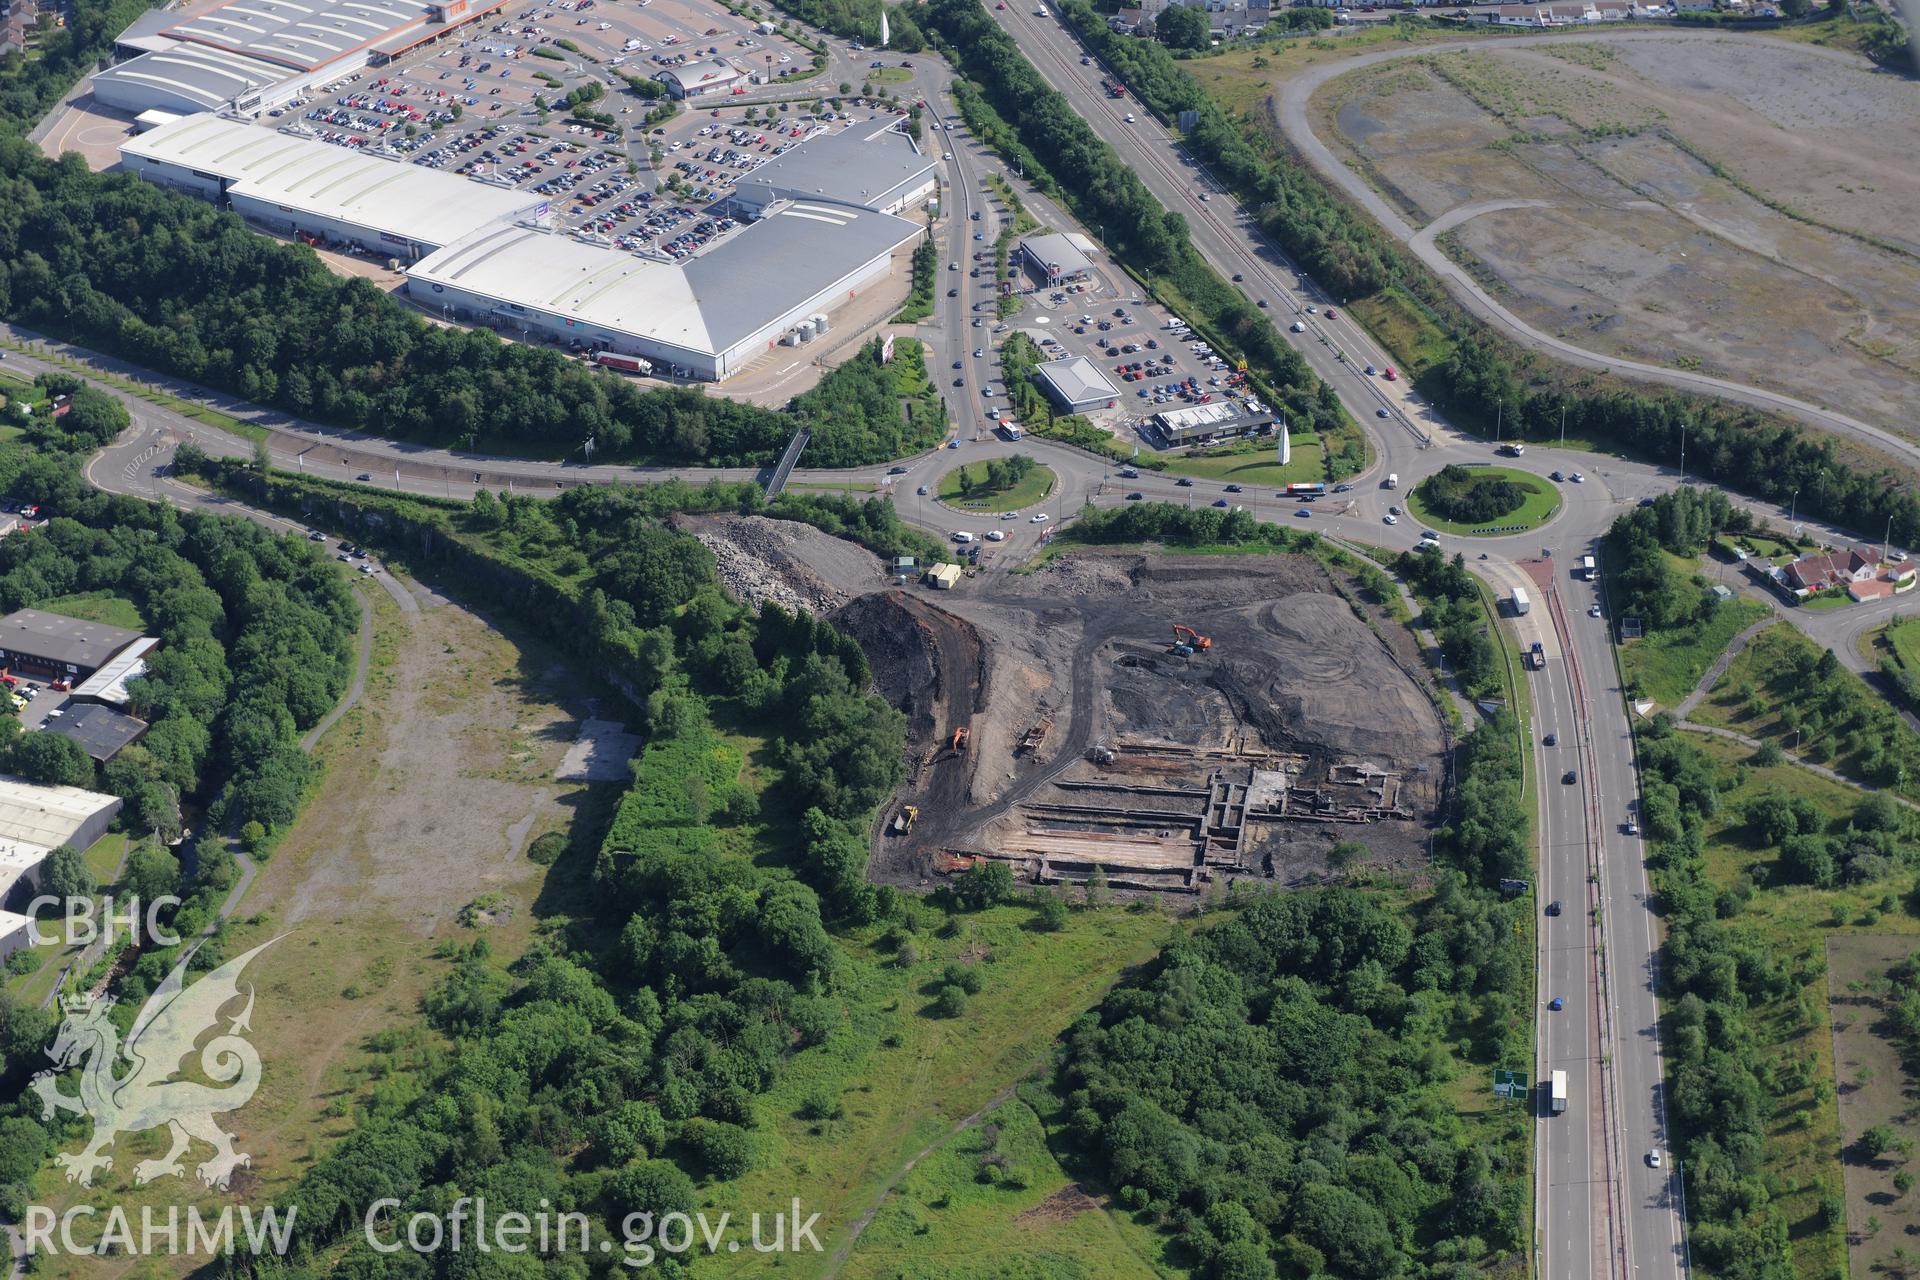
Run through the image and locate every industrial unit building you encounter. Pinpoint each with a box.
[0,610,151,682]
[0,777,123,857]
[0,910,30,963]
[70,637,162,709]
[728,121,939,218]
[0,841,51,912]
[1018,232,1094,286]
[406,200,924,380]
[1035,356,1119,412]
[652,57,748,99]
[121,114,537,261]
[93,0,505,117]
[1153,400,1280,447]
[47,705,151,764]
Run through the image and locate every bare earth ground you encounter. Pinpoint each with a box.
[1314,39,1920,436]
[18,576,602,1280]
[681,513,889,615]
[841,550,1446,894]
[1828,934,1920,1276]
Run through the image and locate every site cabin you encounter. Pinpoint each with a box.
[1510,587,1530,616]
[1581,554,1597,580]
[1549,1069,1568,1114]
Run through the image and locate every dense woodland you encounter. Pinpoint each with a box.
[0,448,357,841]
[1059,0,1920,546]
[0,139,936,467]
[1060,715,1533,1280]
[1395,548,1499,701]
[1414,465,1526,526]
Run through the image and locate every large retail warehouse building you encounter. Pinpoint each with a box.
[120,114,932,379]
[93,0,504,117]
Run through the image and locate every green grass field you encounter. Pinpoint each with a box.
[1618,599,1767,709]
[699,903,1175,1277]
[938,461,1057,513]
[1162,437,1324,487]
[1885,617,1920,674]
[1405,466,1559,536]
[36,589,148,632]
[1682,729,1875,1280]
[841,1089,1170,1280]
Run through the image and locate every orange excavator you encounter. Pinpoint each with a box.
[1169,624,1213,656]
[950,726,970,753]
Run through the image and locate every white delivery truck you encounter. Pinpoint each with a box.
[1511,587,1531,616]
[1581,554,1597,580]
[1385,473,1399,489]
[1550,1070,1568,1114]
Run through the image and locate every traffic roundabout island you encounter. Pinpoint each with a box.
[936,458,1057,514]
[1405,464,1560,537]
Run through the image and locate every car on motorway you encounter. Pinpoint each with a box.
[1421,530,1439,542]
[1290,321,1305,333]
[1647,1150,1663,1169]
[1364,365,1376,376]
[1123,113,1136,123]
[943,152,953,160]
[1382,513,1397,525]
[1333,483,1351,493]
[1570,471,1584,482]
[985,530,1006,541]
[1224,483,1242,493]
[917,485,929,495]
[973,348,984,358]
[1383,368,1397,381]
[1031,512,1049,523]
[1126,491,1144,501]
[1544,732,1558,746]
[1256,299,1269,308]
[308,531,326,541]
[1081,54,1090,63]
[1375,408,1389,418]
[1295,508,1312,518]
[1231,273,1243,282]
[947,287,958,297]
[954,360,963,369]
[1550,470,1564,482]
[1589,603,1602,617]
[1213,498,1231,508]
[889,465,909,474]
[357,472,372,481]
[1548,996,1564,1011]
[1000,510,1019,520]
[1176,477,1194,486]
[953,377,964,387]
[948,439,961,449]
[1624,819,1639,836]
[1324,308,1338,319]
[1563,769,1578,785]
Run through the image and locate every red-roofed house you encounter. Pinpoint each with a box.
[1785,545,1882,595]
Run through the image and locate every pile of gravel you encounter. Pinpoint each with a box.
[689,516,854,617]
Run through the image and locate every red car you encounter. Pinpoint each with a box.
[1383,367,1398,381]
[1324,308,1338,319]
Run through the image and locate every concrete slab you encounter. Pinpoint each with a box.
[556,717,640,782]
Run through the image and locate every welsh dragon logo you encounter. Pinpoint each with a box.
[29,938,280,1191]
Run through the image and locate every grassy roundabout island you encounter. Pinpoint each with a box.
[938,455,1057,514]
[1407,464,1559,536]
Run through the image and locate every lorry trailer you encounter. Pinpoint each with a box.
[1549,1069,1568,1114]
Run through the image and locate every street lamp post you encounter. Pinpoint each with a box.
[1790,487,1800,524]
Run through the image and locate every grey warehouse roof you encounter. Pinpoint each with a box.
[0,610,144,671]
[46,706,150,763]
[655,58,745,92]
[1036,355,1118,406]
[408,201,923,356]
[1020,231,1092,277]
[122,114,537,248]
[159,0,433,71]
[734,121,936,211]
[94,42,295,110]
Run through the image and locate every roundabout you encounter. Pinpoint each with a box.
[1404,464,1560,537]
[936,458,1057,514]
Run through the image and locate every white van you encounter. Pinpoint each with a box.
[954,530,977,543]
